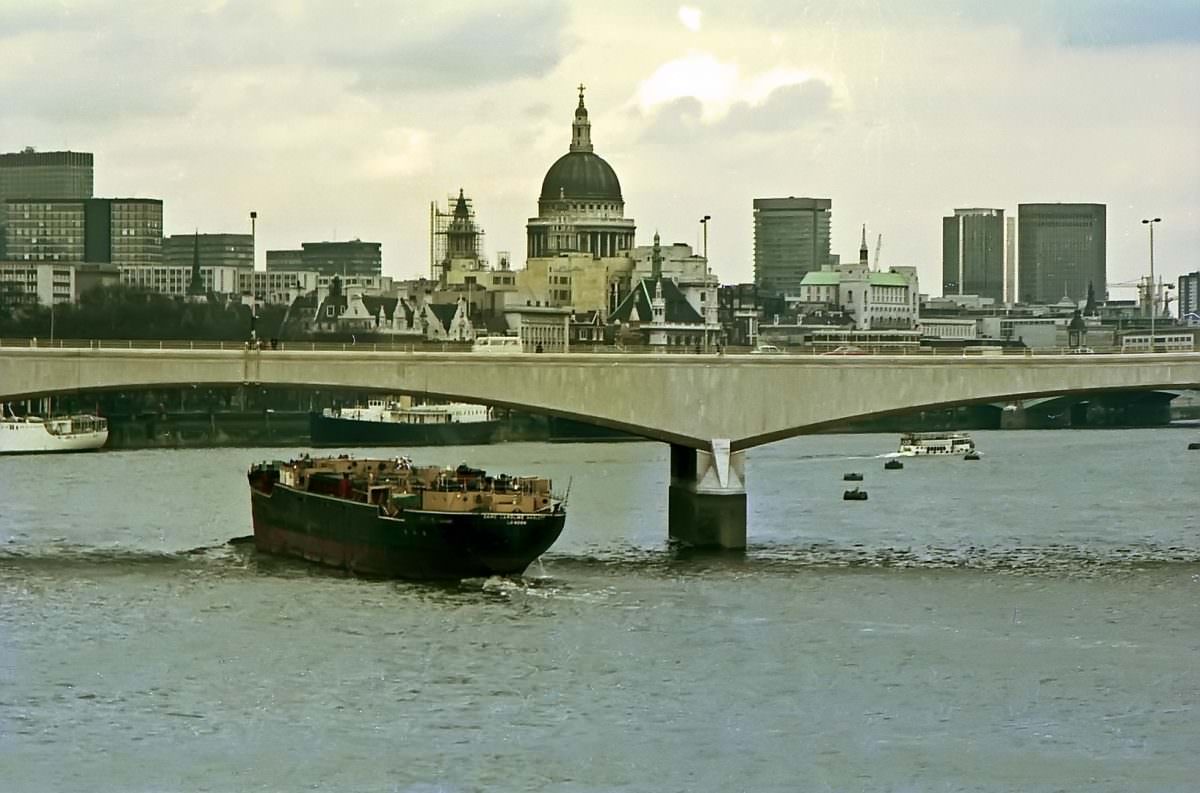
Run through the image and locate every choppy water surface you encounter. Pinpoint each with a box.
[2,429,1198,792]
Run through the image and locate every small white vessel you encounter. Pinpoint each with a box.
[323,398,493,425]
[896,432,975,457]
[0,404,109,455]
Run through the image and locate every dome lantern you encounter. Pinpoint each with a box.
[571,83,593,153]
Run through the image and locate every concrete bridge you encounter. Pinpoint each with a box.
[3,345,1199,548]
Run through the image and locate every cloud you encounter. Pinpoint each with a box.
[353,128,434,180]
[1053,1,1200,47]
[0,2,107,36]
[634,51,838,142]
[638,77,836,143]
[714,0,1200,48]
[678,6,702,33]
[332,5,570,94]
[718,80,835,133]
[0,1,571,127]
[637,96,707,143]
[636,53,740,120]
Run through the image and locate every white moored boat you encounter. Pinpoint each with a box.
[896,432,975,457]
[0,404,109,455]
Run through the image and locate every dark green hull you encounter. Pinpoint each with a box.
[249,483,565,580]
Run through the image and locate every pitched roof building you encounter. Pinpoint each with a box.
[609,234,720,348]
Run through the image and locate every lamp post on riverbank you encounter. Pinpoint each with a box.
[1142,217,1161,351]
[249,210,259,273]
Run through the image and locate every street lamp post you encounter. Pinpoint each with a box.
[1142,217,1161,351]
[699,215,712,353]
[250,211,258,270]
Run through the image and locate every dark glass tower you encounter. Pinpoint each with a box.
[942,208,1004,301]
[1018,203,1106,305]
[752,197,832,297]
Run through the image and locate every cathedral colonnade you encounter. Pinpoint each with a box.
[527,229,634,258]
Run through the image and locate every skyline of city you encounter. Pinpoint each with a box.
[1,2,1197,295]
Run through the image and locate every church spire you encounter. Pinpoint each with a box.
[570,83,593,153]
[187,228,204,296]
[859,224,869,267]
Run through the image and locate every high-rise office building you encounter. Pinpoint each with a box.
[1018,203,1106,305]
[0,149,94,259]
[1005,216,1016,304]
[266,249,304,270]
[942,208,1004,301]
[753,197,831,296]
[112,231,255,296]
[265,240,381,276]
[4,197,162,266]
[163,233,254,270]
[1179,271,1200,321]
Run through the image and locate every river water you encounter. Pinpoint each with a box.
[2,429,1198,792]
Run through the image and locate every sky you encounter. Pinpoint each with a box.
[2,0,1197,298]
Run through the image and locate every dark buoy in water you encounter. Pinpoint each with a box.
[964,451,981,461]
[843,472,864,481]
[884,459,904,470]
[843,487,868,501]
[1188,442,1200,450]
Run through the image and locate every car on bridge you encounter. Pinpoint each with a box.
[820,345,869,355]
[750,344,783,355]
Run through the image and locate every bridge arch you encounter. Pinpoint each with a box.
[734,384,1195,449]
[2,347,1199,451]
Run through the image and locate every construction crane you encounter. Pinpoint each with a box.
[872,233,882,270]
[1109,278,1176,317]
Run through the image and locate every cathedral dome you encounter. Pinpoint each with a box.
[539,151,623,202]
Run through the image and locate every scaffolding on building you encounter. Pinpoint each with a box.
[429,192,486,282]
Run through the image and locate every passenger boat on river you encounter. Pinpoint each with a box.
[896,432,976,457]
[0,404,108,455]
[247,455,566,579]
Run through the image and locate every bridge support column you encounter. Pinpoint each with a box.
[1001,401,1027,430]
[668,440,746,550]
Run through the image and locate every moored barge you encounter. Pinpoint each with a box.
[310,397,502,447]
[247,455,566,579]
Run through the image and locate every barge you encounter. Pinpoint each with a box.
[247,455,566,579]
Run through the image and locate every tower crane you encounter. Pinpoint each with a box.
[1108,278,1175,317]
[873,233,882,270]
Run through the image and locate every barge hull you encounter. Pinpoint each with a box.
[250,485,564,579]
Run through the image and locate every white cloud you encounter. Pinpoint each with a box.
[635,53,835,124]
[354,129,434,181]
[678,6,702,33]
[635,53,739,120]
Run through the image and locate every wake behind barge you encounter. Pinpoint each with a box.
[247,456,566,579]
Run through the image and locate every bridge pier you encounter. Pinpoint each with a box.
[668,440,747,550]
[1000,401,1028,430]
